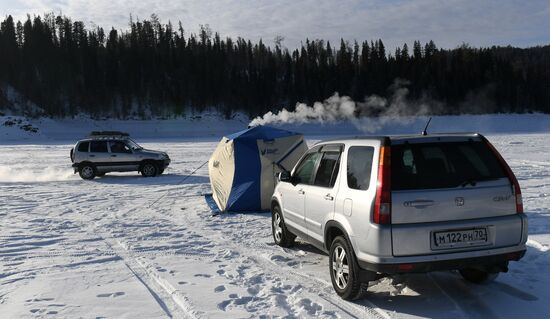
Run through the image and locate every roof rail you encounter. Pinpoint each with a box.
[88,131,130,139]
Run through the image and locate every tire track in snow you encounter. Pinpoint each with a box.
[76,218,201,319]
[42,185,203,319]
[171,204,390,319]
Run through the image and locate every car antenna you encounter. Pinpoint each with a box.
[421,117,432,136]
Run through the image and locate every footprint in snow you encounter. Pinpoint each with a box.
[298,298,323,316]
[271,255,292,263]
[194,273,212,278]
[214,285,226,292]
[96,292,125,298]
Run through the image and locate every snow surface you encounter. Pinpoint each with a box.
[1,114,550,318]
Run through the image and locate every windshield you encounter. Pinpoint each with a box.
[126,139,143,151]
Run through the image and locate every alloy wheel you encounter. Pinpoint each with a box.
[273,212,283,242]
[332,246,350,290]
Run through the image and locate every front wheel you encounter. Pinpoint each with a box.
[141,162,158,177]
[329,236,367,300]
[272,205,296,247]
[78,164,96,180]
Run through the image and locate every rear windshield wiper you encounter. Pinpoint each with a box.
[460,179,477,187]
[459,177,501,188]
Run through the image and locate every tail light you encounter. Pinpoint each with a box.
[374,145,392,224]
[482,136,523,213]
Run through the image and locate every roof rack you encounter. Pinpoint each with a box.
[88,131,130,139]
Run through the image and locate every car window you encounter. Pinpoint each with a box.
[347,146,375,190]
[314,152,340,188]
[77,141,89,152]
[294,152,322,185]
[90,141,108,153]
[109,141,132,153]
[391,141,506,190]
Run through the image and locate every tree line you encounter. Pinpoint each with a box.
[0,13,549,118]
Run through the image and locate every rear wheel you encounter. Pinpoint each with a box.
[459,268,498,284]
[329,236,366,300]
[272,205,296,247]
[78,164,96,180]
[141,162,158,177]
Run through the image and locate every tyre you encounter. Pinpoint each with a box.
[141,162,158,177]
[271,205,296,247]
[459,268,499,284]
[78,164,96,180]
[329,236,367,300]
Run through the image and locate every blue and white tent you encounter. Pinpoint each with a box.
[208,126,307,212]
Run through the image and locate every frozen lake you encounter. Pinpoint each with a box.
[1,131,549,318]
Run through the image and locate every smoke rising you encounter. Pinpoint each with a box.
[0,165,74,183]
[249,79,442,132]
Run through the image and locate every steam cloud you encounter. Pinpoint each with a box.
[249,79,441,132]
[0,165,74,183]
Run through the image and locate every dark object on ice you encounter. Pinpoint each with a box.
[421,117,432,136]
[3,120,15,126]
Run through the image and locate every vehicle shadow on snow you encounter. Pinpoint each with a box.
[93,173,209,186]
[276,242,541,318]
[355,270,539,318]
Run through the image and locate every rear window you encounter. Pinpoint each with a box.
[77,141,89,152]
[90,141,108,153]
[391,141,506,190]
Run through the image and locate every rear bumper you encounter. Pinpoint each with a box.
[358,248,526,274]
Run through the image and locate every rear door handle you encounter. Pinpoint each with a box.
[298,189,305,195]
[405,200,434,208]
[324,194,334,201]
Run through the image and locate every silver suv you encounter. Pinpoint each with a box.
[70,131,170,179]
[271,133,527,300]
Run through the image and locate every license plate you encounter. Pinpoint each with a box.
[433,228,488,248]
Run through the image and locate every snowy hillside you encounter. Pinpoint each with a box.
[2,113,550,143]
[1,115,549,318]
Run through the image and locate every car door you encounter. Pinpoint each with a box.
[304,145,342,244]
[108,140,138,171]
[280,149,322,236]
[89,140,112,171]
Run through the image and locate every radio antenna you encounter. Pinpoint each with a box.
[421,117,432,136]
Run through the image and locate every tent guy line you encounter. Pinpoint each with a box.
[148,160,210,209]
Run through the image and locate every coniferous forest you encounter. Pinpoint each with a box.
[0,14,549,118]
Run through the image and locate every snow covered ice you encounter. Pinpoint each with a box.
[1,114,550,318]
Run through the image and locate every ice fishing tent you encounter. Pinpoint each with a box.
[209,126,308,212]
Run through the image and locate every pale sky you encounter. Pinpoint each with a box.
[1,0,550,50]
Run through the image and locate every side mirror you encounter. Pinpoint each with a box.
[277,171,291,182]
